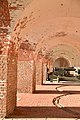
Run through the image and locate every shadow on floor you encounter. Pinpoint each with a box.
[34,90,80,94]
[42,83,80,85]
[7,106,80,118]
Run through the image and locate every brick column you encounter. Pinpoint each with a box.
[36,59,43,85]
[47,59,53,72]
[32,60,36,92]
[17,60,36,93]
[43,63,47,83]
[0,55,7,118]
[6,52,17,117]
[17,49,36,93]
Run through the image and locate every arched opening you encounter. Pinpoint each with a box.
[53,57,70,68]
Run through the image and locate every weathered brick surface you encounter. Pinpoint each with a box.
[17,60,36,93]
[0,0,10,27]
[36,60,43,85]
[0,55,7,118]
[43,63,47,83]
[6,52,17,117]
[8,0,33,34]
[17,49,36,93]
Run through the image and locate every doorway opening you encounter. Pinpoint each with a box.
[53,57,70,67]
[45,57,80,84]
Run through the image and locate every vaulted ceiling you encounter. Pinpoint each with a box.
[1,0,80,66]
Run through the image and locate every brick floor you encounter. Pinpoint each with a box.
[5,84,80,119]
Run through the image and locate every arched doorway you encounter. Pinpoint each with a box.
[53,57,70,67]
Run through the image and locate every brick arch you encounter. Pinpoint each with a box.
[36,41,80,67]
[53,57,70,67]
[45,43,80,67]
[0,40,36,117]
[12,17,80,53]
[35,32,80,54]
[12,0,80,51]
[11,16,80,73]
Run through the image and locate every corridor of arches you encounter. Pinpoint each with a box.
[0,0,80,119]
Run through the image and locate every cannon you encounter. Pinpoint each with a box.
[47,67,80,82]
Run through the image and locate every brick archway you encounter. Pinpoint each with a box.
[0,42,36,118]
[53,57,70,67]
